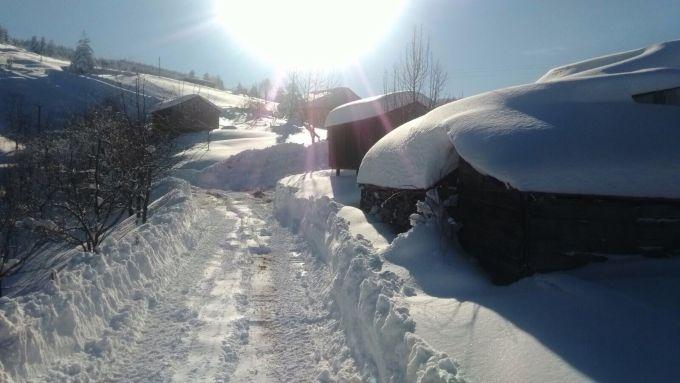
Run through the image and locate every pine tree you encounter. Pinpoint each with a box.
[0,25,8,43]
[46,40,56,57]
[235,82,247,95]
[39,37,46,55]
[69,32,95,74]
[249,84,259,97]
[29,36,39,53]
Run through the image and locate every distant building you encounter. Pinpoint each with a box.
[150,94,220,134]
[324,91,429,175]
[302,87,359,127]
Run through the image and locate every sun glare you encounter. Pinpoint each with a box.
[214,0,406,70]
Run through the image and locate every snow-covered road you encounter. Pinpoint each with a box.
[95,191,356,382]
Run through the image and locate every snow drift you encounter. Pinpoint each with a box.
[0,179,205,382]
[195,142,329,191]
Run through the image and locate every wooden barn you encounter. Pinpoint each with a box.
[150,94,220,134]
[302,87,359,127]
[324,91,429,175]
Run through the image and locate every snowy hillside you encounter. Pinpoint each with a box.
[97,72,277,111]
[0,43,158,128]
[0,43,272,131]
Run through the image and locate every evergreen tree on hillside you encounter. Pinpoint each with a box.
[29,36,39,53]
[249,84,259,98]
[0,25,8,43]
[69,32,95,74]
[45,40,56,57]
[39,37,46,55]
[235,82,247,95]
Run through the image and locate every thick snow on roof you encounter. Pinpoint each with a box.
[358,116,458,189]
[538,40,680,82]
[149,93,220,113]
[442,69,680,198]
[324,91,430,128]
[360,40,680,198]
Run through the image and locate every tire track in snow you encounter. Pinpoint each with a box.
[98,191,358,382]
[225,193,360,382]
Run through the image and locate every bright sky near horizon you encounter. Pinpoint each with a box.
[2,0,680,97]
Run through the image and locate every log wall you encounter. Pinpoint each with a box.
[456,159,680,283]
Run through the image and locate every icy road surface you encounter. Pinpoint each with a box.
[102,191,353,382]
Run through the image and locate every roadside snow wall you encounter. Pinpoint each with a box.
[0,179,204,382]
[274,177,460,383]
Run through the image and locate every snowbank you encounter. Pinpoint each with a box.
[325,91,430,127]
[274,172,461,383]
[357,115,458,189]
[0,179,206,382]
[538,39,680,82]
[195,142,329,191]
[275,170,680,382]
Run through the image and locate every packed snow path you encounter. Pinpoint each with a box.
[96,191,355,382]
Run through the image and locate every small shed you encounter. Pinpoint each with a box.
[302,87,359,127]
[357,40,680,283]
[150,94,220,134]
[324,91,429,174]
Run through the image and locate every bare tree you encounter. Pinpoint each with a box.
[383,25,450,111]
[399,25,430,104]
[0,143,52,296]
[428,57,448,109]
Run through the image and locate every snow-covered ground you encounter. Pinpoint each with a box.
[275,170,680,382]
[0,43,160,128]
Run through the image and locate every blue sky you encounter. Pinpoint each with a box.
[2,0,680,97]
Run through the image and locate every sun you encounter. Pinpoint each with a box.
[214,0,406,70]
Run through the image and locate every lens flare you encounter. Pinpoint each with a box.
[214,0,406,70]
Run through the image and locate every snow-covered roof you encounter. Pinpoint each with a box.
[538,40,680,82]
[324,91,430,128]
[149,94,220,113]
[360,41,680,198]
[358,116,457,189]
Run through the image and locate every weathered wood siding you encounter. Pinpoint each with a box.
[456,159,680,283]
[152,97,219,134]
[328,102,428,171]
